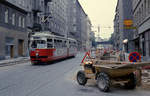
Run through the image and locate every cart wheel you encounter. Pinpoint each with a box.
[97,72,110,92]
[77,70,87,86]
[124,73,136,89]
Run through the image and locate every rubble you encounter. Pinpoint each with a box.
[141,69,150,90]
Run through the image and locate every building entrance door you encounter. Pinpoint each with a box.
[10,45,14,58]
[18,40,24,56]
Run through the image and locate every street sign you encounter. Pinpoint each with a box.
[124,20,133,26]
[81,51,91,63]
[129,52,141,62]
[124,26,137,29]
[123,19,136,29]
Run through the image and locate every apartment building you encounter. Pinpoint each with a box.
[0,0,28,60]
[132,0,150,61]
[46,0,68,37]
[113,0,133,52]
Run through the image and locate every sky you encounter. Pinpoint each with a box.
[79,0,117,39]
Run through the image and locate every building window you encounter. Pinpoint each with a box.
[148,0,150,14]
[73,8,76,13]
[142,4,144,19]
[149,32,150,56]
[22,0,25,7]
[73,0,76,4]
[139,8,141,24]
[22,18,25,28]
[142,34,146,56]
[19,0,22,5]
[0,6,1,22]
[5,9,8,23]
[12,13,15,25]
[144,0,147,16]
[19,16,21,27]
[73,26,76,32]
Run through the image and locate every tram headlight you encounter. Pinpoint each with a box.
[36,52,39,56]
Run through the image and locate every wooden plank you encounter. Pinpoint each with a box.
[93,60,150,69]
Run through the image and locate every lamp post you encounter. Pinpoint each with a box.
[123,39,128,52]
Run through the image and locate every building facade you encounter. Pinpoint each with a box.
[67,0,77,39]
[113,0,133,52]
[86,17,92,50]
[90,31,96,47]
[5,0,34,30]
[75,0,89,51]
[45,0,68,37]
[66,0,92,51]
[132,0,150,61]
[0,0,28,60]
[113,13,121,50]
[0,0,92,60]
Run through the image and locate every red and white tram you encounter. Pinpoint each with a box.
[29,32,77,64]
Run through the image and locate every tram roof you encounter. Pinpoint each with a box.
[67,38,77,42]
[32,32,66,39]
[32,31,77,41]
[32,32,54,37]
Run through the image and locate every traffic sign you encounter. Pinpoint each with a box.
[81,51,91,64]
[129,52,141,62]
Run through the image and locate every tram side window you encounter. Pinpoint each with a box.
[41,40,45,44]
[54,39,62,48]
[31,41,37,48]
[69,41,74,48]
[69,41,71,48]
[63,41,67,47]
[47,43,53,48]
[69,40,77,48]
[47,39,53,48]
[74,42,77,47]
[65,41,67,47]
[47,39,52,42]
[54,40,57,48]
[58,40,63,48]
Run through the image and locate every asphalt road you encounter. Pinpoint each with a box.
[0,53,150,96]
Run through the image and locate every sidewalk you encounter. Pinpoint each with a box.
[0,57,30,67]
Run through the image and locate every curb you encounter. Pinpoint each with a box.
[0,58,30,67]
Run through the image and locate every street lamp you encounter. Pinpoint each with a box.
[123,39,128,44]
[123,39,128,52]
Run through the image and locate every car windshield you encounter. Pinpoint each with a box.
[31,40,46,49]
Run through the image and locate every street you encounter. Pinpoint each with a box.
[0,53,149,96]
[1,0,150,95]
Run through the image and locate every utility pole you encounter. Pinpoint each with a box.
[98,26,100,38]
[97,26,101,42]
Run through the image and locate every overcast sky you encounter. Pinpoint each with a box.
[79,0,117,39]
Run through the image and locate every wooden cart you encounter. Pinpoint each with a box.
[77,58,150,92]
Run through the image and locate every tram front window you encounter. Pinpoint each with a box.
[31,40,47,49]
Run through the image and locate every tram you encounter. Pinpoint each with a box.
[29,32,77,64]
